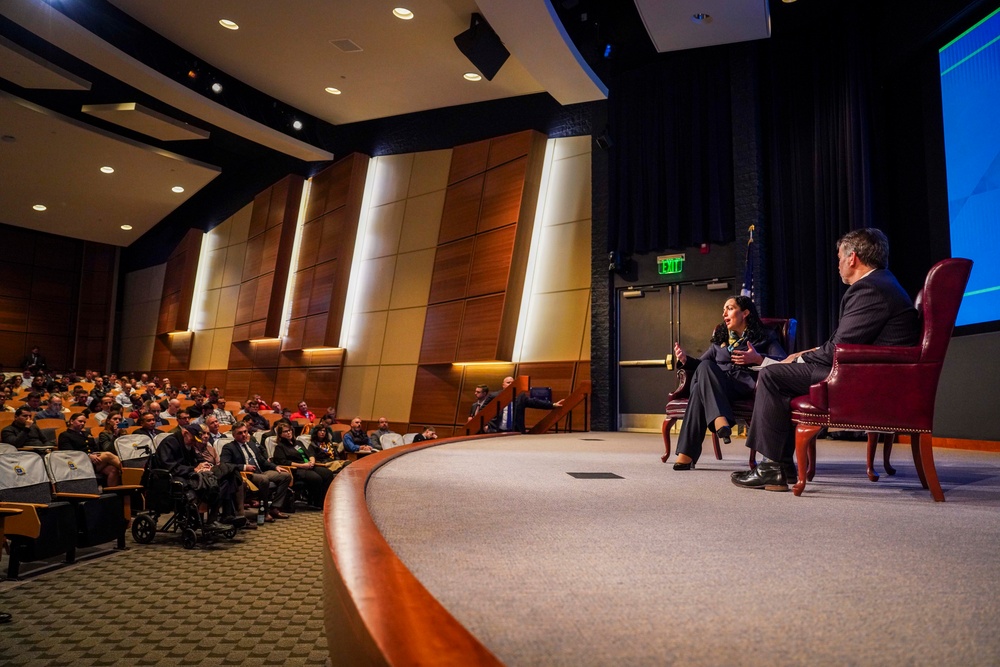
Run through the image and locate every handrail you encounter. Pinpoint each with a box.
[323,432,511,666]
[528,381,591,434]
[463,375,529,436]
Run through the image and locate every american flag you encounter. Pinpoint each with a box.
[740,225,755,299]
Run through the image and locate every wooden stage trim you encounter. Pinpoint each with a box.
[323,433,511,667]
[900,435,1000,453]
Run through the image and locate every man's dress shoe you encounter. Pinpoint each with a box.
[731,461,788,491]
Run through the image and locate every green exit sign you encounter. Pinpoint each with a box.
[657,254,685,275]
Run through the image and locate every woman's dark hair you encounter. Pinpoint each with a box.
[312,424,330,443]
[711,296,766,345]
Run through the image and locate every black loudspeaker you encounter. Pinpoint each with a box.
[453,14,510,81]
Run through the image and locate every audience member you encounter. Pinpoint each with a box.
[220,421,291,520]
[243,399,269,433]
[342,417,374,455]
[20,392,43,414]
[413,426,438,442]
[370,417,393,450]
[98,413,126,453]
[19,345,46,373]
[148,424,243,530]
[270,422,334,509]
[2,407,48,448]
[290,401,315,423]
[307,424,346,474]
[34,396,68,420]
[210,397,236,426]
[92,395,116,425]
[57,413,122,487]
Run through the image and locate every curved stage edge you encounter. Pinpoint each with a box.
[323,433,516,666]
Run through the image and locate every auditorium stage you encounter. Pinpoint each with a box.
[362,432,1000,666]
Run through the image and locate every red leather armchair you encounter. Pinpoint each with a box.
[789,258,973,501]
[661,317,797,465]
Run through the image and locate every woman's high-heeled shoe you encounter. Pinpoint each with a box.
[717,425,732,444]
[673,460,696,471]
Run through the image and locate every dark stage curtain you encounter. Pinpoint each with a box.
[760,16,880,351]
[608,48,735,258]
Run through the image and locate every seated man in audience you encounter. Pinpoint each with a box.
[369,416,395,451]
[487,381,565,433]
[115,383,135,411]
[343,417,374,455]
[187,392,208,420]
[467,383,499,424]
[209,397,236,426]
[92,395,116,425]
[0,394,14,413]
[2,407,49,448]
[243,399,269,434]
[202,414,228,449]
[413,426,438,442]
[159,398,182,423]
[34,395,68,420]
[70,385,93,411]
[290,401,315,424]
[89,376,108,404]
[133,411,161,442]
[150,424,244,530]
[20,392,43,414]
[168,410,195,437]
[221,421,291,521]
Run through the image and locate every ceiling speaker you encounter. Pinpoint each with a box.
[453,14,510,81]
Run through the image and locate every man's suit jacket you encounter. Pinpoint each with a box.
[153,433,198,479]
[802,269,918,367]
[220,439,277,472]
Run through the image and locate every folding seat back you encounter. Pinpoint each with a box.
[153,432,173,449]
[380,433,404,449]
[44,450,127,549]
[0,443,16,455]
[264,436,277,460]
[115,434,155,486]
[0,451,77,578]
[212,434,233,460]
[402,433,418,445]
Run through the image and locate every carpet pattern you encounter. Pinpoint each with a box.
[0,509,329,666]
[367,433,1000,667]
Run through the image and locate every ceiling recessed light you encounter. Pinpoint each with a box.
[292,120,303,130]
[691,13,712,24]
[392,8,414,20]
[100,166,114,174]
[464,72,482,81]
[211,82,223,94]
[219,19,239,30]
[32,204,46,211]
[120,225,133,231]
[325,87,342,95]
[171,186,185,193]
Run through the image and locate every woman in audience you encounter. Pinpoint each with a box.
[307,424,346,474]
[57,412,122,487]
[98,413,126,452]
[671,295,786,471]
[270,422,334,508]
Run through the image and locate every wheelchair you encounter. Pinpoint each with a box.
[130,469,241,549]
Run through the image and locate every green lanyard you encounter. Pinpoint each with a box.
[295,444,309,463]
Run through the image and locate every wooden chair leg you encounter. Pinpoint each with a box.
[661,418,677,463]
[792,424,822,497]
[748,449,757,469]
[913,432,944,502]
[866,432,880,482]
[882,433,896,476]
[711,433,722,460]
[909,431,929,490]
[807,439,817,481]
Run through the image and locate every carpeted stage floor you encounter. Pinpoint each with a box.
[367,433,1000,667]
[4,433,1000,666]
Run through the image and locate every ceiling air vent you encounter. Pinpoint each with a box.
[330,38,363,53]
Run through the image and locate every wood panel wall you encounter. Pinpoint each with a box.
[0,223,117,372]
[285,153,369,351]
[419,130,547,364]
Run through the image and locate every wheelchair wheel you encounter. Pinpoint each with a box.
[131,514,157,544]
[223,527,238,540]
[181,528,198,549]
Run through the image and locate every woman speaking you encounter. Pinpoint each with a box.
[672,296,786,470]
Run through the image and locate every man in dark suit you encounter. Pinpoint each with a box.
[19,346,46,373]
[220,420,291,520]
[732,228,919,491]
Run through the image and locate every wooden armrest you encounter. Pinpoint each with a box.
[0,502,41,538]
[240,472,259,493]
[54,492,101,500]
[103,485,143,492]
[665,369,690,402]
[834,344,921,364]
